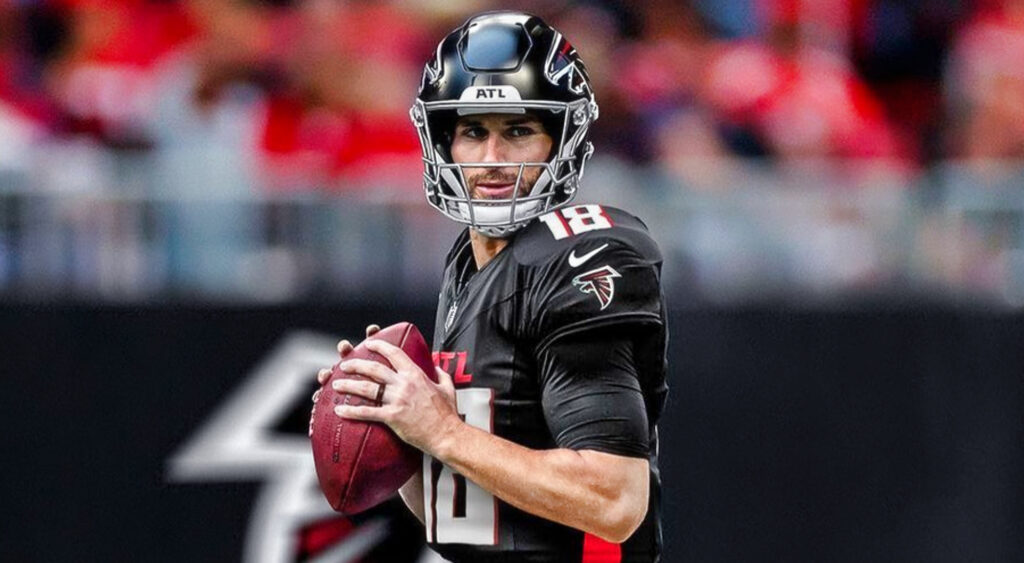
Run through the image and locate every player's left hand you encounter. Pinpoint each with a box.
[331,338,458,454]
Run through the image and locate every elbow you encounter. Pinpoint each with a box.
[573,450,650,543]
[593,491,648,544]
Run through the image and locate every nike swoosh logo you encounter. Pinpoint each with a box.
[568,243,609,268]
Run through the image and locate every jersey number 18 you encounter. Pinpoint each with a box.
[538,204,614,240]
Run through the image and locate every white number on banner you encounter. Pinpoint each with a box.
[424,388,496,545]
[538,204,614,240]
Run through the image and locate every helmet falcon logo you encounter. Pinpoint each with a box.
[572,265,621,310]
[545,33,586,94]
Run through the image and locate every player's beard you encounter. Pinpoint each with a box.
[466,166,544,201]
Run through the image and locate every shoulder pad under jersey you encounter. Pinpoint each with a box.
[512,204,662,267]
[514,204,665,350]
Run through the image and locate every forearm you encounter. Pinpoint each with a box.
[431,418,648,542]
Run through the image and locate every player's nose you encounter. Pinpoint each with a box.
[481,135,507,164]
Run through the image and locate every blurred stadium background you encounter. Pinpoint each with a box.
[2,0,1023,561]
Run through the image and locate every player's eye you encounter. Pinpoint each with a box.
[506,125,537,138]
[458,125,487,140]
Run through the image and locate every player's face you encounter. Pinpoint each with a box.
[450,113,553,200]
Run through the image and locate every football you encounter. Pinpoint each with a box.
[310,322,436,514]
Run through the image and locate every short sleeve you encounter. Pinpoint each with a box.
[537,327,650,457]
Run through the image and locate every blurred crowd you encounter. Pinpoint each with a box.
[3,0,1024,188]
[1,0,1024,305]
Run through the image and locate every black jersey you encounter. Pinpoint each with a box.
[422,204,669,563]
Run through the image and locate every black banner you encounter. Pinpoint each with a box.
[3,304,1022,561]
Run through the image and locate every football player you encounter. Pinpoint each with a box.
[316,11,668,562]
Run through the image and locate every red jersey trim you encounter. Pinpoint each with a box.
[582,532,622,563]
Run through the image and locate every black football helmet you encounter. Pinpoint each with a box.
[410,11,599,237]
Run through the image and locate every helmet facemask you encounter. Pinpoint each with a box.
[410,97,597,238]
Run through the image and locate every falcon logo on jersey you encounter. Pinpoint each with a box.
[572,265,621,310]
